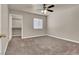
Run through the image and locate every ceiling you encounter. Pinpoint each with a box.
[8,4,79,16]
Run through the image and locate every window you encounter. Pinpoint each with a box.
[33,18,43,29]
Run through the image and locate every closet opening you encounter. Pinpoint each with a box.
[9,14,23,40]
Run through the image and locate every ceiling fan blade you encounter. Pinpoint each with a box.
[47,9,53,12]
[48,5,55,8]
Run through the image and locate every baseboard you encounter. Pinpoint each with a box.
[22,34,79,44]
[22,34,47,39]
[47,34,79,44]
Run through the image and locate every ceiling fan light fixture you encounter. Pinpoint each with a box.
[44,10,47,14]
[41,10,47,14]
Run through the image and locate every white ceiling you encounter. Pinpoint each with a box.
[8,4,79,16]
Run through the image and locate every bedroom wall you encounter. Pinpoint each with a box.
[1,4,9,54]
[10,10,47,38]
[0,4,2,55]
[47,6,79,42]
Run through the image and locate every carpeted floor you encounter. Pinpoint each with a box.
[5,36,79,55]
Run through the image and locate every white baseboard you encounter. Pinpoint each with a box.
[22,34,79,44]
[22,34,47,39]
[47,34,79,44]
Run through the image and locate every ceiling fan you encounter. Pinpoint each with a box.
[41,4,55,14]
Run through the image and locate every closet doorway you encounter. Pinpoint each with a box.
[9,14,23,40]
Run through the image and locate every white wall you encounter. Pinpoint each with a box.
[47,6,79,42]
[0,4,2,55]
[9,10,47,38]
[1,4,9,55]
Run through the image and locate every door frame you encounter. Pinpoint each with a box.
[9,14,23,39]
[9,14,12,40]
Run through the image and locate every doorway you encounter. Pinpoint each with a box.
[9,14,23,40]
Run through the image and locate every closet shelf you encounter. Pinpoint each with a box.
[12,27,21,29]
[12,35,21,36]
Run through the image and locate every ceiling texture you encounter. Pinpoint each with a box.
[8,4,79,16]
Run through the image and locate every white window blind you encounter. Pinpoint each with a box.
[33,18,43,29]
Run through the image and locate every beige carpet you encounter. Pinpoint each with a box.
[5,36,79,55]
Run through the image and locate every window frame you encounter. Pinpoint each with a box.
[33,18,43,29]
